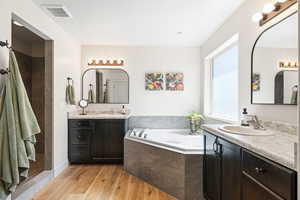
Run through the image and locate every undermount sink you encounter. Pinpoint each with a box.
[218,125,273,136]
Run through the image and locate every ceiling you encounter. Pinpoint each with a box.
[32,0,246,46]
[257,13,298,49]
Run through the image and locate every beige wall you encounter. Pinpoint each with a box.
[0,0,81,175]
[200,0,298,124]
[81,45,201,116]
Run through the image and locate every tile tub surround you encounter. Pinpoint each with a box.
[128,116,190,129]
[124,138,204,200]
[68,111,131,119]
[201,124,298,171]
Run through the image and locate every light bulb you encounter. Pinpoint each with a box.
[263,3,275,14]
[88,59,93,65]
[95,59,100,64]
[284,61,290,67]
[117,60,122,64]
[252,13,263,22]
[109,60,114,64]
[291,61,297,67]
[277,0,287,3]
[102,60,107,64]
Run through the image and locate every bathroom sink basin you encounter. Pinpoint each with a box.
[218,125,273,136]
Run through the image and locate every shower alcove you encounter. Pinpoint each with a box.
[10,14,54,199]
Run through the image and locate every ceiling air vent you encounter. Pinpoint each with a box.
[41,4,72,18]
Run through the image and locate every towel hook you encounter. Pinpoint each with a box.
[0,40,12,49]
[0,68,9,75]
[67,77,73,85]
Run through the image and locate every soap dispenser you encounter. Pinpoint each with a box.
[121,105,126,115]
[241,108,249,126]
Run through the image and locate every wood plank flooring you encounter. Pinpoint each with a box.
[32,165,177,200]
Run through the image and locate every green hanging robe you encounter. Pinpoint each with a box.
[0,50,41,199]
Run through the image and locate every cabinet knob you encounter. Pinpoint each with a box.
[255,167,265,174]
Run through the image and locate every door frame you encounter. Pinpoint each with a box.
[10,13,54,199]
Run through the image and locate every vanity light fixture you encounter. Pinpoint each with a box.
[252,0,297,26]
[88,59,124,66]
[279,61,299,70]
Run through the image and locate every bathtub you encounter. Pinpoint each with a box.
[124,129,204,200]
[125,129,204,154]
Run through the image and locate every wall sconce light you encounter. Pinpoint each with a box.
[252,0,297,26]
[279,60,299,70]
[88,59,124,66]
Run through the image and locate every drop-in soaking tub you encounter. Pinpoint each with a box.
[124,129,204,200]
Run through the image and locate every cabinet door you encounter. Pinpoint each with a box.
[219,138,241,200]
[91,120,105,158]
[242,173,283,200]
[204,132,221,200]
[103,120,125,158]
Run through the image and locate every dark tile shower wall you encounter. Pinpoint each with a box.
[15,51,33,100]
[14,51,45,154]
[32,57,45,154]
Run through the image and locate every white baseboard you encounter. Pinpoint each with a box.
[54,160,69,177]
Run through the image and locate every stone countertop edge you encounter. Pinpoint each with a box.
[68,112,131,119]
[201,124,298,172]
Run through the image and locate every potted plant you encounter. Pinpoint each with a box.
[188,112,205,134]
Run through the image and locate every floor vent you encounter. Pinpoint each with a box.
[41,4,72,18]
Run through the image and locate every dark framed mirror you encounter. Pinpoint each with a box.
[81,68,129,104]
[251,12,298,105]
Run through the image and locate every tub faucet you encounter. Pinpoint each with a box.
[246,115,265,130]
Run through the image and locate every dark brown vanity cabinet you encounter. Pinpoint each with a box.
[242,150,297,200]
[68,119,128,163]
[203,132,241,200]
[203,133,221,200]
[203,131,297,200]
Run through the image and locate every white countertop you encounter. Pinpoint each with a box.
[201,124,298,171]
[68,111,131,119]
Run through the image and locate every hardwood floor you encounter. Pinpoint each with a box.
[32,165,177,200]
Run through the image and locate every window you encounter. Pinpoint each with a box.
[204,35,239,122]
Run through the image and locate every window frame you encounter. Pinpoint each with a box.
[204,34,240,123]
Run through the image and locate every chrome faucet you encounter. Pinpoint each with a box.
[246,115,265,130]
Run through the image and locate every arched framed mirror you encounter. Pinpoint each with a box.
[251,12,298,105]
[81,68,129,104]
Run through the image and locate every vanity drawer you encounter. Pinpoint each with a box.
[70,128,92,145]
[69,145,90,163]
[69,120,94,128]
[242,150,296,200]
